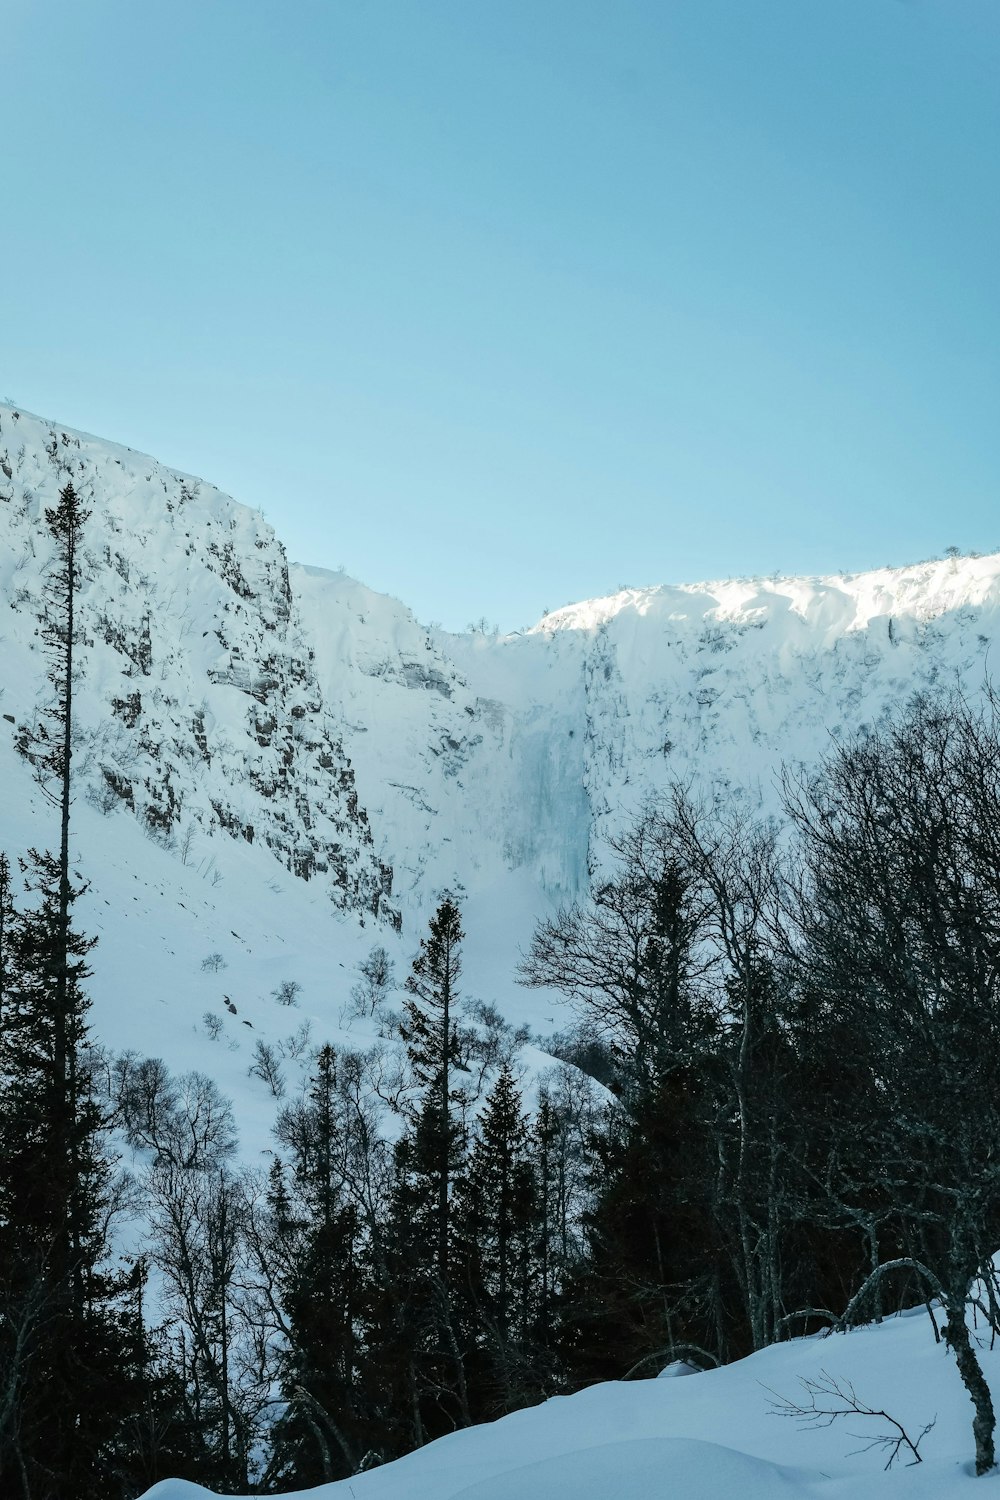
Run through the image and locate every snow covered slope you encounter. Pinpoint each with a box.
[2,400,1000,1136]
[138,1299,995,1499]
[0,407,393,920]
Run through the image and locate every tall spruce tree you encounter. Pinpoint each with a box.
[0,855,13,1013]
[399,897,468,1283]
[0,482,136,1497]
[373,899,474,1441]
[522,833,727,1378]
[268,1045,370,1485]
[454,1063,539,1416]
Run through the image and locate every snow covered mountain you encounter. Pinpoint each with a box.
[5,403,1000,1500]
[2,401,1000,1128]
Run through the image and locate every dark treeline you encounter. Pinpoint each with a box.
[4,485,1000,1491]
[527,691,1000,1476]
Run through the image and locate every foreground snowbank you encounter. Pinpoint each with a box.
[140,1301,996,1499]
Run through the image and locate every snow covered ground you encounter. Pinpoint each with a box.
[139,1300,996,1498]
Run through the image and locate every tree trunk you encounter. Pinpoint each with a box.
[440,963,450,1282]
[943,1297,996,1476]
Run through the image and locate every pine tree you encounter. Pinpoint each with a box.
[454,1063,539,1416]
[521,828,731,1379]
[399,898,468,1282]
[22,484,93,1194]
[268,1046,370,1484]
[364,900,475,1443]
[0,482,135,1498]
[0,854,14,1015]
[363,1131,437,1454]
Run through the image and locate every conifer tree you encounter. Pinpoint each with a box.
[366,1130,442,1451]
[269,1045,370,1484]
[0,482,136,1497]
[23,483,93,1189]
[400,897,468,1282]
[533,1089,558,1347]
[522,832,728,1377]
[454,1063,539,1415]
[0,854,13,1015]
[366,900,475,1442]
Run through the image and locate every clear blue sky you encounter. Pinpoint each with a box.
[4,0,998,630]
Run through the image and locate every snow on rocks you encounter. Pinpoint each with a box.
[0,405,394,925]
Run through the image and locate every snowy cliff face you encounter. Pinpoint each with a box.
[294,566,593,906]
[0,407,394,923]
[296,557,1000,907]
[3,401,1000,1018]
[453,564,1000,877]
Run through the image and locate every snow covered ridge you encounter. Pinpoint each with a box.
[478,553,1000,872]
[3,397,1000,926]
[531,556,1000,639]
[138,1300,995,1499]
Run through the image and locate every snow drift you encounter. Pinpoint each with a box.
[137,1299,995,1498]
